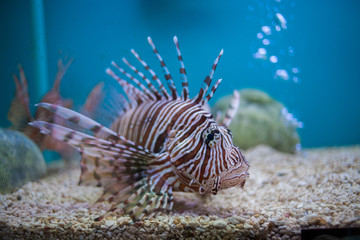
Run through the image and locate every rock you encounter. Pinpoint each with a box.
[212,89,300,153]
[0,128,46,193]
[212,219,227,228]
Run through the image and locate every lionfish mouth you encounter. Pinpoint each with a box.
[219,159,250,190]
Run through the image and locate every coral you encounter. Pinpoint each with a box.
[0,128,46,193]
[212,89,300,153]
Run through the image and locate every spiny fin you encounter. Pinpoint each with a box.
[193,49,223,105]
[147,37,178,100]
[130,49,171,99]
[111,61,156,101]
[122,57,162,100]
[201,78,222,105]
[221,90,240,127]
[173,36,189,100]
[106,68,146,107]
[36,102,121,141]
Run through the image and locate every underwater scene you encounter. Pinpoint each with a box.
[0,0,359,239]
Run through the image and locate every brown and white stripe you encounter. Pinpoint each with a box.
[31,36,249,221]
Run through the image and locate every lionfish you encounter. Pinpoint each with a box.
[30,36,250,221]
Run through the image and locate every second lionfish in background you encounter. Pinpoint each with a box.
[31,36,250,221]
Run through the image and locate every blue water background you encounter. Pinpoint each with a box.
[0,0,359,148]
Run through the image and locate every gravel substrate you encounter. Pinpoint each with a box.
[1,145,359,239]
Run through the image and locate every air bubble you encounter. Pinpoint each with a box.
[270,55,278,63]
[275,12,287,29]
[288,46,295,56]
[258,48,266,54]
[257,32,264,39]
[275,69,289,80]
[261,26,272,35]
[292,76,300,83]
[253,48,267,60]
[292,67,299,74]
[262,39,270,45]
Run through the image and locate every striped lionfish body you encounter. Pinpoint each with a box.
[31,36,250,221]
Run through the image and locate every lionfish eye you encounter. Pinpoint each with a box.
[204,128,220,146]
[207,133,215,141]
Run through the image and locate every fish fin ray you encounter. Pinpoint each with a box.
[221,90,240,127]
[130,48,171,99]
[122,57,162,100]
[147,37,178,100]
[193,49,223,105]
[173,36,189,100]
[110,61,156,101]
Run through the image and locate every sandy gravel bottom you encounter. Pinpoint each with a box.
[1,145,359,239]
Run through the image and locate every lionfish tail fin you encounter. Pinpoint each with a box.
[147,36,178,100]
[193,49,224,105]
[173,36,189,101]
[221,90,240,127]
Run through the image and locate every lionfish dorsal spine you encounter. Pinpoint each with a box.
[121,57,162,100]
[130,48,171,99]
[221,90,241,127]
[147,37,178,100]
[105,68,145,107]
[111,61,157,101]
[173,36,190,101]
[202,78,222,105]
[193,49,224,105]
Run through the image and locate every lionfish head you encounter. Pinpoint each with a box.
[201,121,250,194]
[168,109,249,195]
